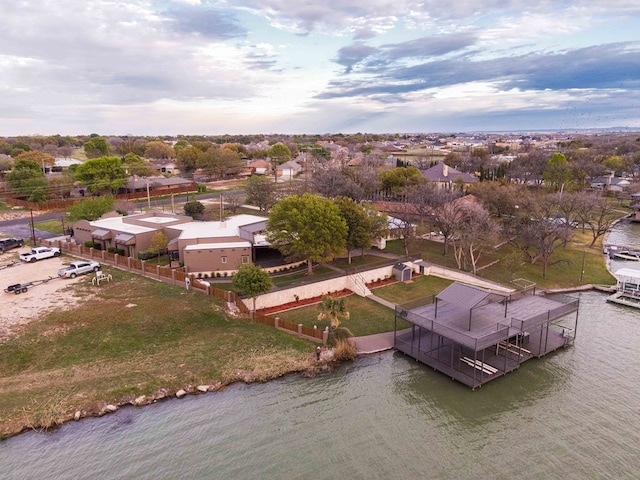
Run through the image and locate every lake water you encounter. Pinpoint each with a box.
[2,225,640,480]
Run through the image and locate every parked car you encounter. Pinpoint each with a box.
[58,260,101,278]
[0,237,24,254]
[19,246,61,262]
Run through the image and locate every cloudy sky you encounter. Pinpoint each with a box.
[1,0,639,136]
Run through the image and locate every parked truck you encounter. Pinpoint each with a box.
[19,246,61,263]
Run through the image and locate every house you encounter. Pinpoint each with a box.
[420,162,478,189]
[590,174,631,192]
[120,176,197,195]
[276,160,302,180]
[248,159,271,175]
[72,211,270,273]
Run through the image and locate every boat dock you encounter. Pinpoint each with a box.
[607,268,640,308]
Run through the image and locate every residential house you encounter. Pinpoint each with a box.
[590,174,631,193]
[73,211,270,273]
[420,162,478,189]
[276,160,302,180]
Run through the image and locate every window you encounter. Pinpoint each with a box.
[241,255,249,264]
[221,256,227,264]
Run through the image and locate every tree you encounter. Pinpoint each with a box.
[184,200,205,219]
[317,296,350,329]
[543,153,573,193]
[66,195,115,222]
[232,263,273,314]
[379,166,422,197]
[83,137,110,158]
[15,150,55,172]
[245,175,277,212]
[449,201,499,275]
[144,141,175,159]
[176,146,202,174]
[267,193,348,275]
[335,197,387,263]
[123,152,157,177]
[74,156,128,194]
[268,143,291,182]
[5,159,48,202]
[147,231,169,263]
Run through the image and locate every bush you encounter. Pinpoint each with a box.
[84,241,96,248]
[333,338,357,361]
[137,251,157,261]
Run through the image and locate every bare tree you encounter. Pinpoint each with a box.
[450,202,500,275]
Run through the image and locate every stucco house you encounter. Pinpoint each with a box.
[73,211,269,273]
[590,175,631,192]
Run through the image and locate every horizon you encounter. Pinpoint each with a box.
[1,1,639,136]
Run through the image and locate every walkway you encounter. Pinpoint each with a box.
[349,331,396,354]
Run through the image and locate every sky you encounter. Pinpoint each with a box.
[1,0,640,136]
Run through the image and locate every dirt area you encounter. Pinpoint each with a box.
[0,252,89,341]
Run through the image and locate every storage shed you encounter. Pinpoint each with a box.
[392,263,412,282]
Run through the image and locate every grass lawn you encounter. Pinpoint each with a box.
[272,294,412,336]
[0,269,316,437]
[371,275,453,304]
[34,219,65,235]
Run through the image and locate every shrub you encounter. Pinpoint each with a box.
[107,247,125,255]
[137,250,157,261]
[84,241,96,248]
[333,338,357,361]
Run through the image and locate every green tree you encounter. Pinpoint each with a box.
[74,156,128,193]
[317,296,349,329]
[244,175,277,212]
[15,150,55,171]
[232,263,273,314]
[147,231,169,263]
[184,200,205,219]
[176,145,202,174]
[543,153,573,193]
[379,166,422,196]
[267,193,347,275]
[5,159,48,202]
[83,136,110,158]
[66,195,115,222]
[123,152,157,177]
[335,197,387,263]
[268,143,291,183]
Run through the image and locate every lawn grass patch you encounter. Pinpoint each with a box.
[272,294,411,336]
[372,275,453,304]
[0,270,317,437]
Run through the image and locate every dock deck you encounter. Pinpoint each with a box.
[395,283,579,389]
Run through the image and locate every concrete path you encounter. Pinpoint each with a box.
[349,331,396,354]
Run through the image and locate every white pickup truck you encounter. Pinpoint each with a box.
[19,246,62,262]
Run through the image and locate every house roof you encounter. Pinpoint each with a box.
[184,241,251,250]
[420,162,478,184]
[170,214,268,241]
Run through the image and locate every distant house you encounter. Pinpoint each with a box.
[590,175,631,192]
[277,160,302,180]
[73,211,270,273]
[248,159,271,175]
[119,176,197,195]
[420,162,478,189]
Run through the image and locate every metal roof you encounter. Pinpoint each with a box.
[436,282,490,310]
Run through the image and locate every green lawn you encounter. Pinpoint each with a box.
[272,293,412,336]
[371,275,453,304]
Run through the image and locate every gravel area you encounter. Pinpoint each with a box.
[0,252,89,341]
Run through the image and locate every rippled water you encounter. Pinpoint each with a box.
[2,223,640,480]
[2,291,640,480]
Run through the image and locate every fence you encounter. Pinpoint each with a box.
[41,238,327,344]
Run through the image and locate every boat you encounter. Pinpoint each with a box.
[607,268,640,308]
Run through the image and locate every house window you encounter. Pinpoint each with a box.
[241,255,249,264]
[221,256,227,264]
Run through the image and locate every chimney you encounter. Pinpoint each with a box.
[442,164,449,177]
